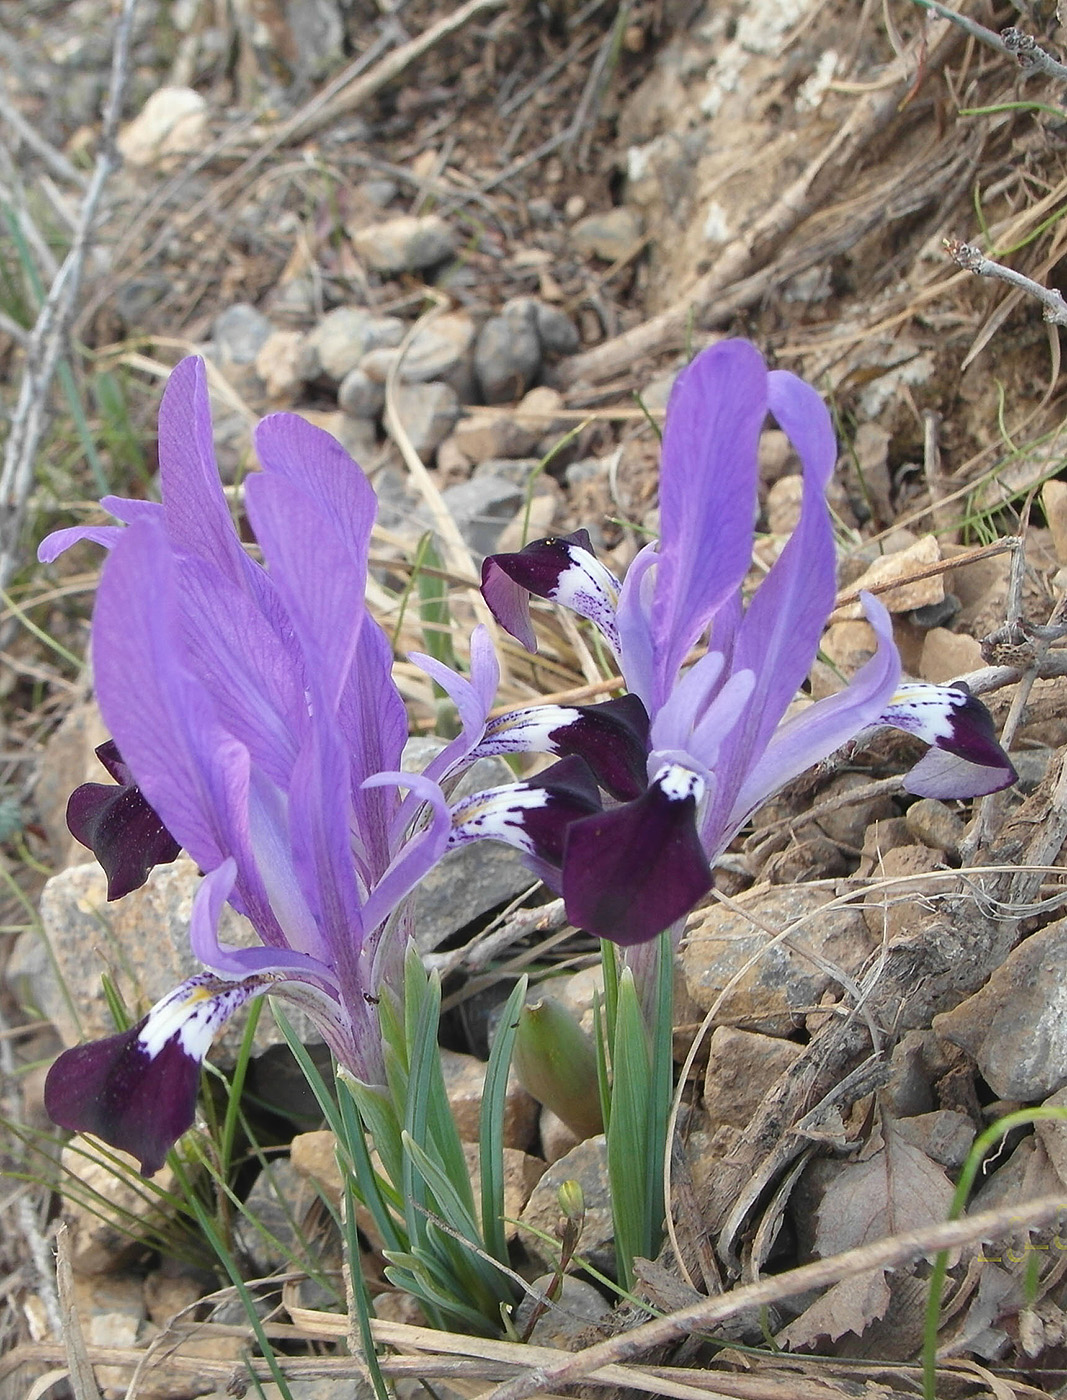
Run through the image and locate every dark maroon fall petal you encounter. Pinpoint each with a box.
[66,766,181,901]
[561,773,713,945]
[44,1023,200,1176]
[481,530,599,652]
[549,693,650,801]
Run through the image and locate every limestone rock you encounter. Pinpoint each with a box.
[919,627,984,683]
[764,474,803,534]
[33,699,109,872]
[255,329,305,403]
[837,534,943,618]
[387,381,460,459]
[681,884,875,1035]
[514,1274,613,1348]
[29,858,319,1056]
[934,916,1067,1100]
[861,843,956,942]
[703,1027,804,1128]
[60,1138,177,1273]
[905,798,966,857]
[571,207,643,261]
[475,302,542,404]
[440,474,525,555]
[520,1135,614,1275]
[299,309,404,382]
[351,214,455,274]
[117,87,208,167]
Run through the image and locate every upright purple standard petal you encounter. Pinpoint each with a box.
[650,341,767,702]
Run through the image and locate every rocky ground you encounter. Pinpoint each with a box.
[6,0,1067,1397]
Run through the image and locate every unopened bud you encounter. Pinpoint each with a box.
[513,996,603,1141]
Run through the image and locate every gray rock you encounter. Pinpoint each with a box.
[894,1110,975,1168]
[526,197,556,227]
[402,739,536,950]
[905,797,966,857]
[571,207,642,262]
[533,301,580,357]
[24,859,321,1058]
[299,309,404,382]
[681,884,876,1035]
[400,312,476,386]
[520,1135,614,1276]
[351,214,455,274]
[441,474,525,555]
[934,915,1067,1100]
[475,301,542,404]
[358,178,399,208]
[213,303,273,384]
[387,381,460,459]
[473,457,543,486]
[337,366,385,419]
[514,1274,613,1348]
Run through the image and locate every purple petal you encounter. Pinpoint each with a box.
[93,520,290,951]
[341,617,409,880]
[481,530,621,655]
[725,592,902,838]
[410,624,501,784]
[448,755,602,866]
[879,684,1017,797]
[717,369,838,769]
[38,524,127,562]
[157,358,251,586]
[614,544,659,708]
[254,412,377,552]
[477,693,651,800]
[650,342,768,703]
[359,770,453,931]
[244,471,366,708]
[561,764,713,946]
[45,973,267,1175]
[66,773,181,900]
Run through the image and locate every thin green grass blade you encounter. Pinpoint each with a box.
[219,996,262,1178]
[479,976,528,1265]
[270,1003,345,1140]
[922,1104,1067,1400]
[343,1076,404,1197]
[341,1177,392,1400]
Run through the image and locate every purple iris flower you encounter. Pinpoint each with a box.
[478,340,1017,945]
[37,356,594,1174]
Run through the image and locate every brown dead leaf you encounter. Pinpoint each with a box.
[810,1116,955,1257]
[776,1269,891,1349]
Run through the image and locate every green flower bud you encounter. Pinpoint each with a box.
[513,995,603,1141]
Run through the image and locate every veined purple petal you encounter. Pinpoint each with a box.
[254,412,377,552]
[188,859,337,983]
[724,592,901,839]
[723,370,837,745]
[476,693,651,801]
[481,530,622,656]
[650,341,768,703]
[38,524,127,562]
[561,763,713,946]
[359,770,453,931]
[67,757,181,901]
[244,472,366,709]
[342,617,409,881]
[448,755,601,866]
[93,520,290,951]
[157,358,252,588]
[614,544,659,707]
[410,624,501,787]
[45,972,271,1175]
[879,684,1017,797]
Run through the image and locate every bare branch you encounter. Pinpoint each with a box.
[945,236,1067,326]
[0,0,138,590]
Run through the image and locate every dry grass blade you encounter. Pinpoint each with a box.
[559,9,960,385]
[0,0,137,591]
[53,1224,102,1400]
[284,0,508,143]
[478,1194,1067,1400]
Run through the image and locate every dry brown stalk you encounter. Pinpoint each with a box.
[478,1194,1067,1400]
[557,11,962,386]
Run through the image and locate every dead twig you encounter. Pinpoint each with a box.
[480,1195,1067,1400]
[946,236,1067,326]
[0,0,138,591]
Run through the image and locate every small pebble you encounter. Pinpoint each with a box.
[905,798,965,857]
